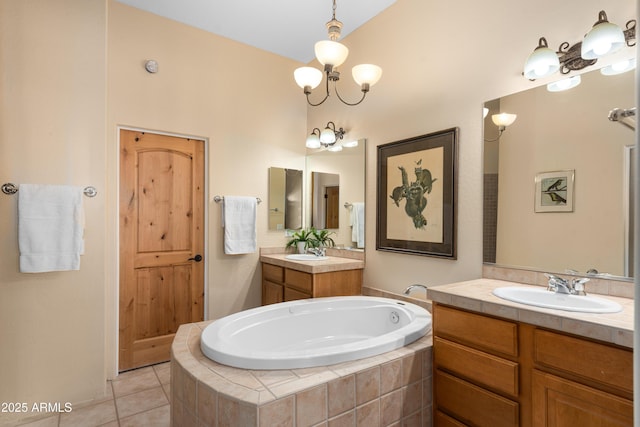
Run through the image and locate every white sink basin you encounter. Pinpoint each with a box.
[285,254,330,261]
[492,287,622,313]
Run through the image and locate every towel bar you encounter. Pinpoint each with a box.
[213,195,261,204]
[1,182,98,197]
[344,202,352,208]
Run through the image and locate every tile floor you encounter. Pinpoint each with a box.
[15,362,171,427]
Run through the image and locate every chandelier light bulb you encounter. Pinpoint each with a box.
[294,67,323,90]
[352,64,383,87]
[314,40,349,67]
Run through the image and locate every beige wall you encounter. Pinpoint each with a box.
[0,0,636,417]
[0,0,108,409]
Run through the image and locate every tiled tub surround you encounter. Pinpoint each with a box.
[427,278,634,348]
[171,321,433,426]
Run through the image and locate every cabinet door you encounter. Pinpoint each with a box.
[532,370,632,426]
[262,280,283,305]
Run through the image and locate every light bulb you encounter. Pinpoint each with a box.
[306,133,321,149]
[320,128,336,144]
[524,38,560,79]
[314,40,349,67]
[294,67,323,90]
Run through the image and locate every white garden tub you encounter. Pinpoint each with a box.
[200,296,431,370]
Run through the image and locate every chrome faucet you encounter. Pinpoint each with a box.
[307,247,326,257]
[545,273,589,296]
[404,284,428,296]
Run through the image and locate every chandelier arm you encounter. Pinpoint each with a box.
[306,92,330,107]
[333,83,368,106]
[305,73,332,106]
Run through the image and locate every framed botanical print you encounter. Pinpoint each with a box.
[376,128,458,258]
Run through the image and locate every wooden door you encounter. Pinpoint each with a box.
[119,130,205,371]
[325,186,339,228]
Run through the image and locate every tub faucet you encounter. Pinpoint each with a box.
[404,284,428,296]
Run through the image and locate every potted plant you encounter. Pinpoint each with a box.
[310,227,335,248]
[285,228,315,254]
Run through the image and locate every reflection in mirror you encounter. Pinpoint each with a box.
[306,139,366,248]
[311,172,340,229]
[483,67,635,278]
[268,167,303,230]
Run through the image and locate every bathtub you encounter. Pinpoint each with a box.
[200,296,432,370]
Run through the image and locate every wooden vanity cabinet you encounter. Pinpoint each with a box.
[261,262,362,305]
[432,303,633,427]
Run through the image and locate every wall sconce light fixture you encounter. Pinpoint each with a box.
[524,10,636,80]
[306,121,346,149]
[484,113,517,142]
[294,0,382,107]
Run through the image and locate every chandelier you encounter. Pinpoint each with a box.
[293,0,383,106]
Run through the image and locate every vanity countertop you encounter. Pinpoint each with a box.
[427,278,633,348]
[260,253,365,274]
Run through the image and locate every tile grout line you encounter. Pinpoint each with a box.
[109,380,122,427]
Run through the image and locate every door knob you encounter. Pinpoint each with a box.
[188,254,203,262]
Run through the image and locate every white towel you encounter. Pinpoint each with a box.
[350,202,365,248]
[18,184,85,273]
[223,196,257,254]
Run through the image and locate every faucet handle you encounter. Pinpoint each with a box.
[571,278,589,296]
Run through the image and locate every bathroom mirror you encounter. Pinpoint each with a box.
[483,67,635,279]
[306,139,366,248]
[268,167,303,230]
[311,172,340,229]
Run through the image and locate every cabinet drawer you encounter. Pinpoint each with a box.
[262,263,284,284]
[284,287,311,302]
[434,411,467,427]
[435,370,519,427]
[534,329,633,394]
[434,304,518,357]
[435,337,519,397]
[285,268,312,293]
